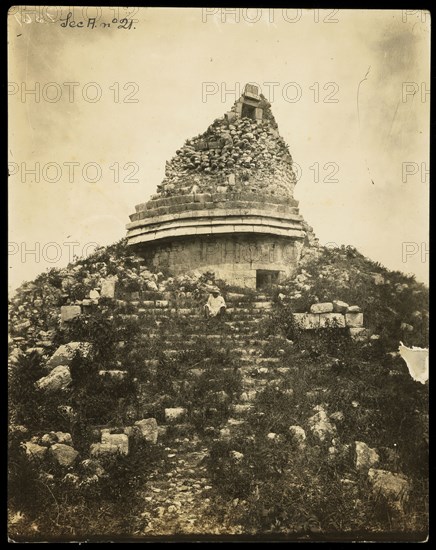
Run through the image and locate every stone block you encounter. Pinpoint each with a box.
[134,418,159,444]
[42,431,73,446]
[293,313,320,330]
[81,458,105,477]
[98,370,127,380]
[319,313,346,328]
[308,409,336,442]
[90,442,122,457]
[61,305,81,323]
[231,404,253,415]
[345,313,364,327]
[347,305,362,313]
[367,469,410,512]
[349,328,370,341]
[100,278,117,298]
[288,425,306,448]
[310,302,334,314]
[46,342,92,371]
[164,407,187,423]
[49,443,79,467]
[35,365,72,392]
[332,300,349,313]
[95,433,129,456]
[24,441,47,461]
[355,441,379,470]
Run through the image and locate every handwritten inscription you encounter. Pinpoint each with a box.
[60,12,136,30]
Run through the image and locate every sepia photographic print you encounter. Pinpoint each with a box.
[8,7,429,542]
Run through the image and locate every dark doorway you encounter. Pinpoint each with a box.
[256,270,280,290]
[241,103,256,120]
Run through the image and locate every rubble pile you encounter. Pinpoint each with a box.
[154,96,296,200]
[8,241,224,358]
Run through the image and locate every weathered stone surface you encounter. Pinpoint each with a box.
[214,390,230,404]
[90,443,120,457]
[157,426,168,438]
[89,289,100,300]
[42,431,72,446]
[61,305,81,323]
[240,390,257,402]
[232,404,253,415]
[349,327,370,341]
[49,443,79,467]
[125,87,311,287]
[345,313,364,327]
[347,305,362,313]
[24,441,47,461]
[134,418,159,444]
[355,441,379,470]
[165,407,187,422]
[46,342,92,371]
[81,459,105,477]
[98,370,127,380]
[55,432,73,445]
[367,469,410,511]
[330,411,344,422]
[35,365,72,392]
[101,432,129,451]
[310,302,334,314]
[231,450,244,461]
[308,409,336,442]
[91,433,129,456]
[289,425,306,447]
[371,273,385,285]
[319,313,346,328]
[100,277,117,298]
[41,433,57,446]
[293,313,320,330]
[332,300,349,313]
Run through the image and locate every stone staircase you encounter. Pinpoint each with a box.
[117,289,293,534]
[121,291,293,426]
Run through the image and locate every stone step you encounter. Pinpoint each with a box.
[145,331,234,339]
[162,349,196,357]
[231,403,254,416]
[239,356,281,365]
[239,389,259,402]
[225,307,272,315]
[144,359,160,368]
[224,320,259,328]
[241,378,269,389]
[233,347,262,356]
[232,336,270,345]
[238,365,292,377]
[130,307,270,319]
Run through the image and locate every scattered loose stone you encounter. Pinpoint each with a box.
[355,441,379,470]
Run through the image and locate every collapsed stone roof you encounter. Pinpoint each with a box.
[152,87,297,201]
[127,85,310,256]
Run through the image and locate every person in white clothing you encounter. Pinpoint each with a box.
[204,288,226,319]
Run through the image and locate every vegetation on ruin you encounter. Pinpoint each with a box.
[8,240,428,541]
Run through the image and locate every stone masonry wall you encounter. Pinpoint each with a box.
[129,192,299,224]
[138,234,303,288]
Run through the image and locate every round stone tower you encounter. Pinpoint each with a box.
[126,84,309,289]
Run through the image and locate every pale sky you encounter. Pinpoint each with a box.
[8,7,430,292]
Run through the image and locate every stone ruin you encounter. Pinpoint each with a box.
[126,84,316,289]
